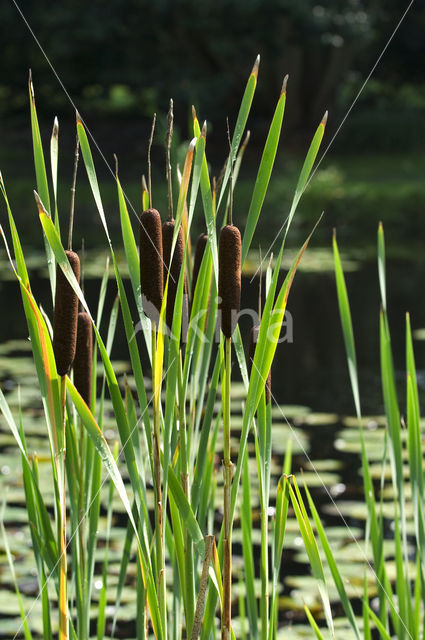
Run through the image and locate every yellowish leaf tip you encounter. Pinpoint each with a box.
[241,130,251,150]
[281,74,289,95]
[321,110,328,127]
[406,311,410,319]
[76,110,83,125]
[201,120,207,137]
[33,190,49,216]
[113,153,119,176]
[378,220,383,231]
[142,174,148,191]
[252,54,260,79]
[192,105,197,121]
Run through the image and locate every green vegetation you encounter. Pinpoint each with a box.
[1,54,424,640]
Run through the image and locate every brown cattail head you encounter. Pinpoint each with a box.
[192,232,208,299]
[73,311,93,405]
[162,219,187,334]
[139,208,163,321]
[219,224,241,339]
[53,250,80,376]
[249,324,272,403]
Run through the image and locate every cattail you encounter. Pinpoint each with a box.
[192,232,208,299]
[139,208,163,321]
[53,250,80,376]
[73,311,93,405]
[218,224,241,339]
[249,325,272,404]
[162,219,188,335]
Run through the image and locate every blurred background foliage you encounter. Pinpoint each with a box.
[0,0,424,250]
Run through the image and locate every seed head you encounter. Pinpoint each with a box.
[219,224,241,339]
[139,208,163,321]
[73,311,93,405]
[53,250,80,376]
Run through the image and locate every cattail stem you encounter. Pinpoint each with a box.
[151,326,166,633]
[166,99,174,221]
[68,133,79,251]
[148,114,156,209]
[178,353,195,635]
[222,336,233,640]
[59,374,68,640]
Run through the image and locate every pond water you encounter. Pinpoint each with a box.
[0,248,424,637]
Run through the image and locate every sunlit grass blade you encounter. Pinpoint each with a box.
[269,446,291,640]
[76,114,111,243]
[66,377,162,638]
[28,73,55,297]
[97,441,118,640]
[1,502,34,640]
[116,173,147,332]
[288,477,334,637]
[304,482,361,640]
[50,117,60,235]
[304,605,327,640]
[332,230,361,419]
[367,605,393,640]
[285,111,327,237]
[377,222,386,312]
[241,446,258,638]
[193,114,219,282]
[241,77,287,264]
[217,55,259,213]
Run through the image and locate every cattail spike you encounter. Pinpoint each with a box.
[139,208,163,322]
[162,220,187,334]
[219,224,241,339]
[73,311,93,405]
[53,250,80,376]
[192,232,208,299]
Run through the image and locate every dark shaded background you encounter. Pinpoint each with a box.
[0,1,424,145]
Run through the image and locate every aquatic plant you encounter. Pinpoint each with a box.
[0,57,328,639]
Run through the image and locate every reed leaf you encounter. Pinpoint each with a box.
[241,78,287,264]
[217,55,259,212]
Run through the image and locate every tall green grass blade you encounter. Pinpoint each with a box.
[367,605,393,640]
[241,446,259,638]
[50,117,60,234]
[193,115,218,282]
[76,115,110,243]
[97,442,118,640]
[304,483,361,640]
[217,55,259,213]
[28,74,55,297]
[304,606,326,640]
[288,477,334,637]
[241,78,287,264]
[285,112,327,237]
[332,231,361,419]
[1,502,34,640]
[377,222,386,312]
